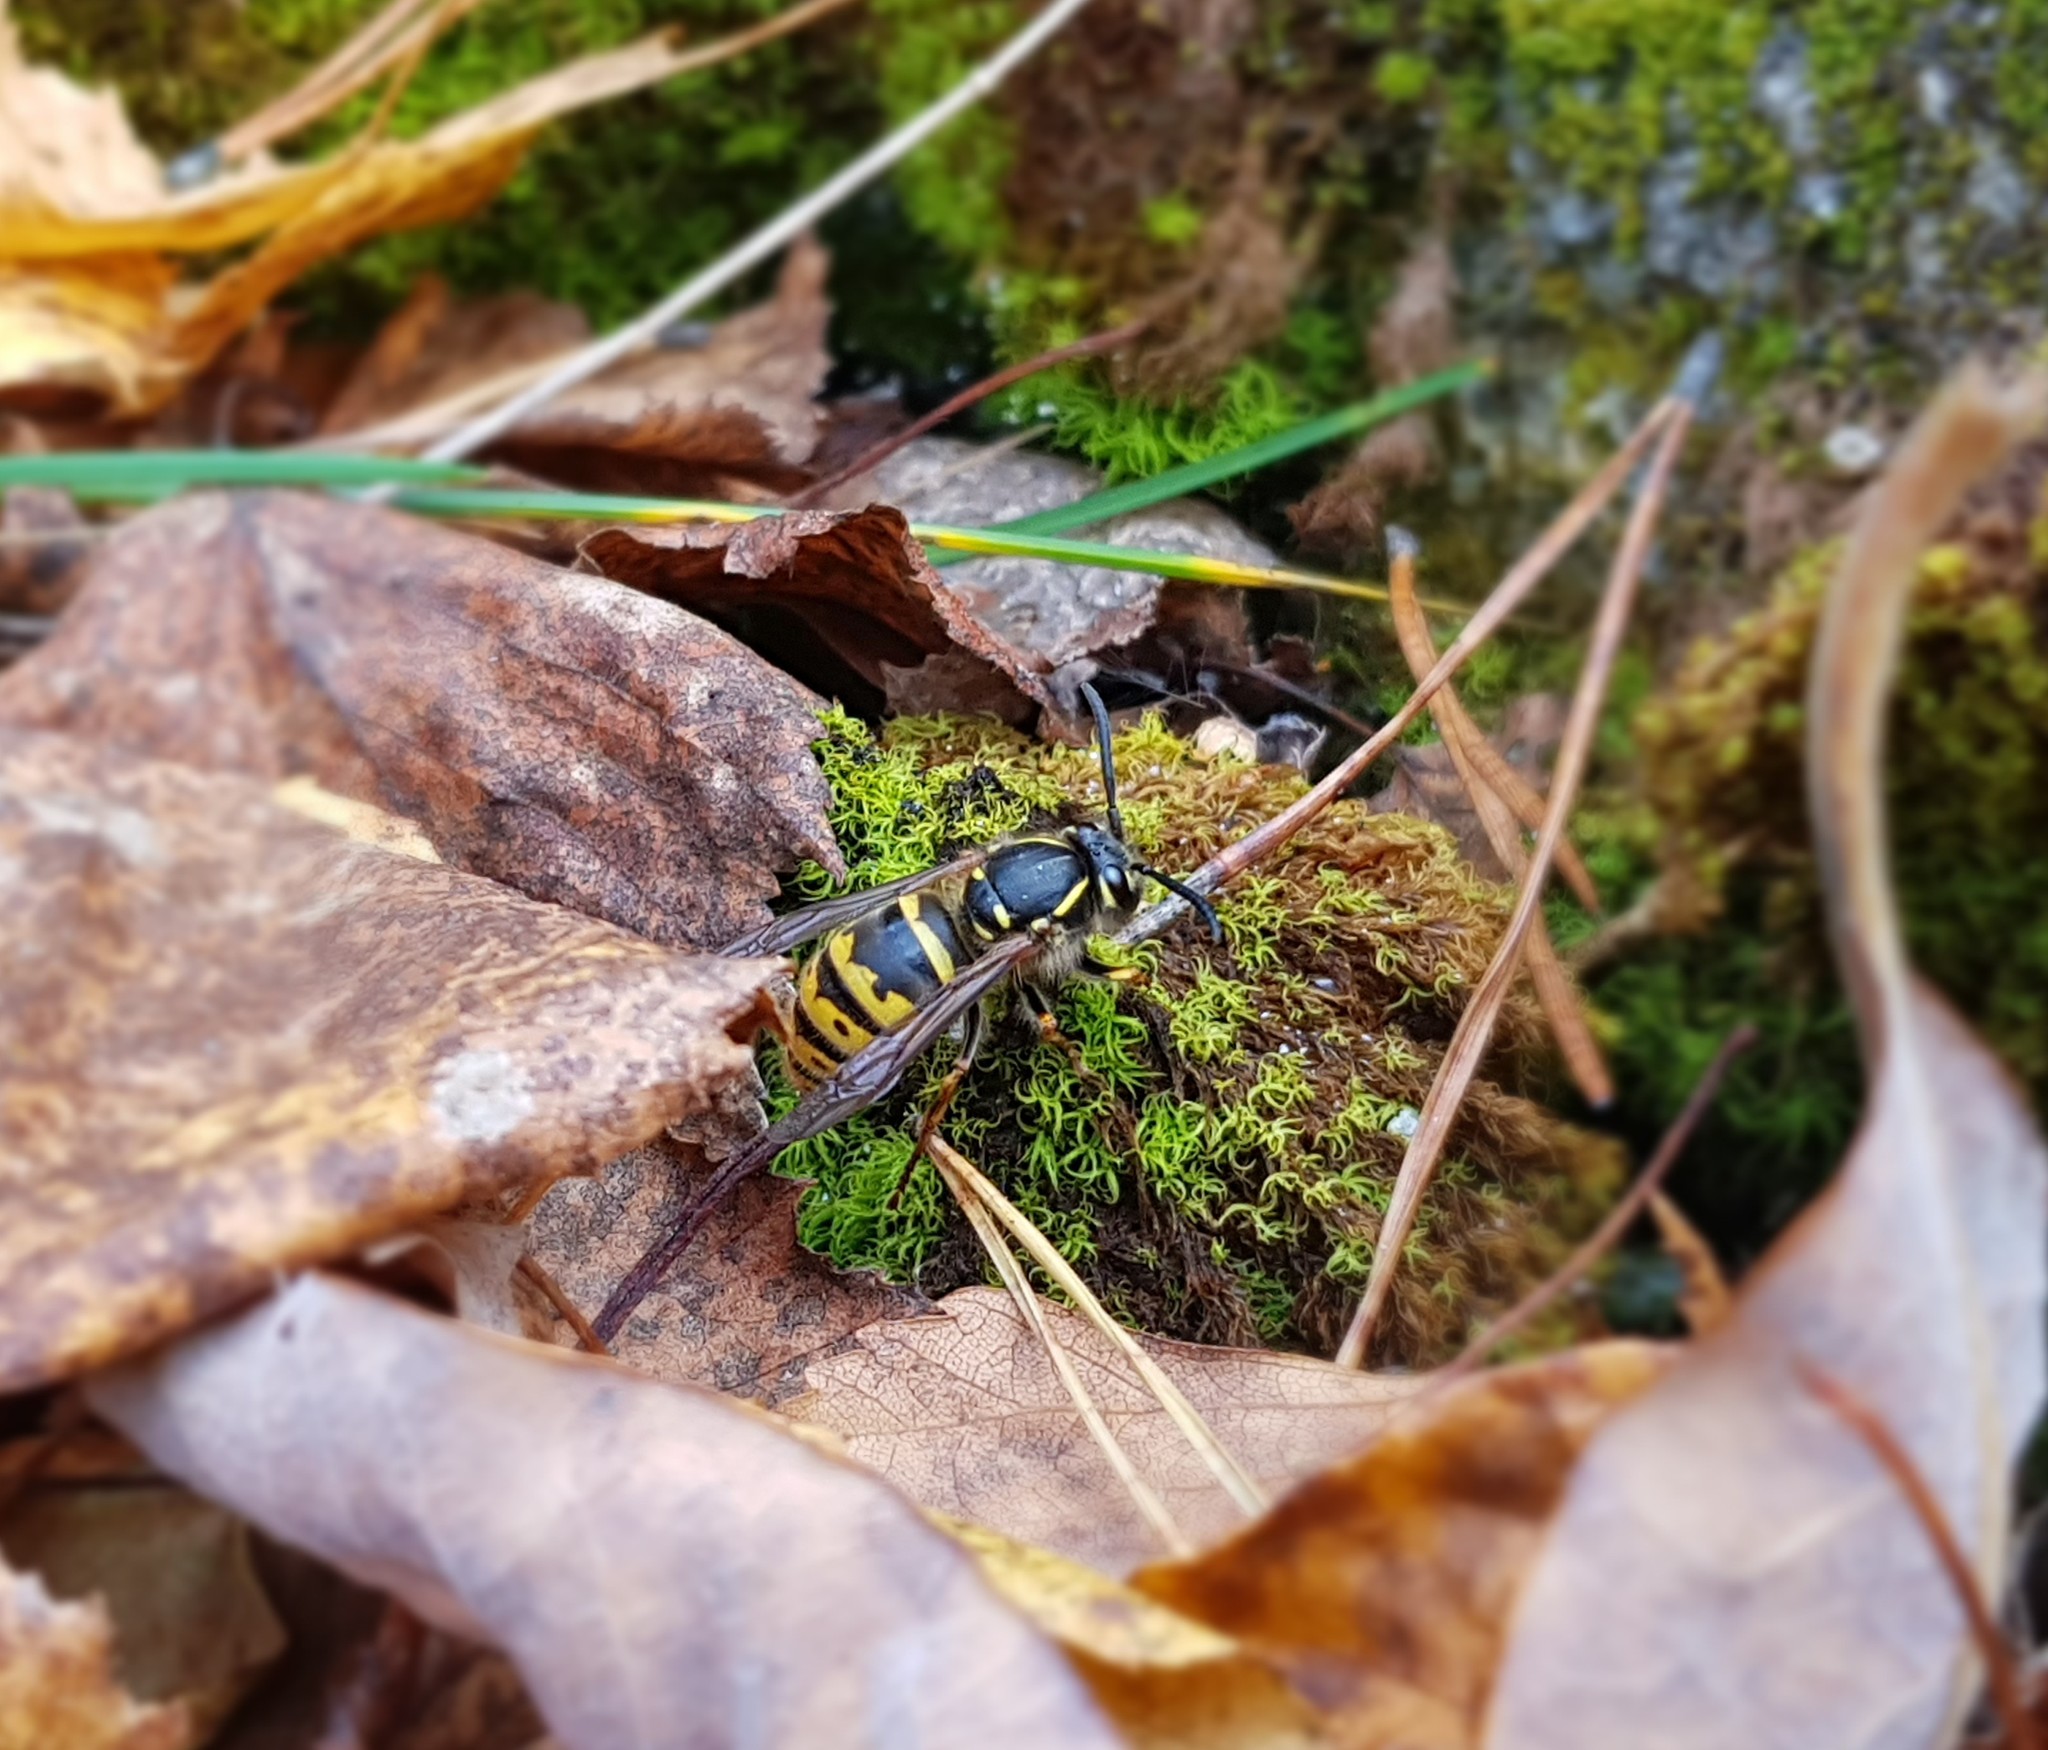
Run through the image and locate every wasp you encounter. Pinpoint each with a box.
[592,686,1221,1342]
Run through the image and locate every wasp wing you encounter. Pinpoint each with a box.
[769,933,1036,1144]
[720,848,985,958]
[593,931,1040,1344]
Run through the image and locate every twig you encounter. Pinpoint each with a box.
[1119,383,1682,950]
[414,0,1098,467]
[928,1135,1267,1519]
[1794,1357,2039,1750]
[931,1142,1190,1557]
[515,1255,610,1356]
[1333,336,1719,1369]
[357,0,470,150]
[1385,532,1612,1104]
[791,318,1149,507]
[213,0,480,166]
[1436,1022,1755,1384]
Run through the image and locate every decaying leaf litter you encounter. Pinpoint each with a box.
[3,8,2047,1750]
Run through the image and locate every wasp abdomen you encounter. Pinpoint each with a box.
[786,891,968,1088]
[965,839,1093,941]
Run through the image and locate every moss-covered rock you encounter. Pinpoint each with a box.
[768,708,1620,1365]
[1580,468,2048,1254]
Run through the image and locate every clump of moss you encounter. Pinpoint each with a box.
[770,706,1619,1365]
[1581,473,2048,1255]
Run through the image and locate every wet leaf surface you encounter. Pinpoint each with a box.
[1485,366,2048,1750]
[528,1134,927,1404]
[582,505,1058,726]
[0,490,839,948]
[87,1273,1121,1750]
[788,1285,1423,1575]
[0,727,777,1389]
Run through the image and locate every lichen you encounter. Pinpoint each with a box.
[770,707,1620,1364]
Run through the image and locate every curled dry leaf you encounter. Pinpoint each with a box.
[582,505,1058,726]
[1130,1343,1671,1750]
[0,728,777,1389]
[950,1520,1325,1750]
[0,1482,285,1740]
[491,237,832,497]
[324,239,832,500]
[788,1285,1424,1575]
[0,13,830,413]
[0,1551,187,1750]
[85,1273,1120,1750]
[528,1135,927,1404]
[821,435,1259,677]
[0,491,839,948]
[1486,366,2048,1750]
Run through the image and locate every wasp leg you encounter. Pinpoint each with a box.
[889,1002,987,1209]
[1082,949,1148,989]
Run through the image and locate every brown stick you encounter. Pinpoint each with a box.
[1436,1022,1755,1384]
[1334,339,1717,1368]
[1386,535,1613,1105]
[1794,1357,2039,1750]
[1120,388,1680,951]
[516,1255,610,1356]
[792,318,1150,507]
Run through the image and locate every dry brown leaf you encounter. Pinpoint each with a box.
[949,1519,1325,1750]
[0,9,842,412]
[0,491,839,948]
[0,727,777,1389]
[85,1273,1121,1750]
[528,1135,927,1404]
[0,1550,188,1750]
[0,484,88,614]
[1485,366,2048,1749]
[788,1285,1423,1575]
[1645,1191,1731,1337]
[489,238,832,497]
[0,1482,284,1740]
[582,505,1059,727]
[317,277,590,438]
[1130,1343,1669,1750]
[817,435,1260,678]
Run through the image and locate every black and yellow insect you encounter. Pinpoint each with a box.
[593,686,1220,1342]
[749,682,1220,1094]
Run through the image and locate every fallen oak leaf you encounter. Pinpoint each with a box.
[0,491,839,949]
[0,1549,187,1750]
[84,1273,1121,1750]
[787,1285,1423,1576]
[1484,365,2048,1749]
[0,728,777,1389]
[582,505,1058,727]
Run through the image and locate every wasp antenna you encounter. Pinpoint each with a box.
[1139,864,1223,942]
[1080,681,1125,840]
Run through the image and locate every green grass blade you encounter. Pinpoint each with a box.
[0,451,490,494]
[925,357,1489,568]
[383,487,1453,609]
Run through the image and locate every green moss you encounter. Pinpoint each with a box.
[1576,487,2048,1256]
[765,710,1619,1363]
